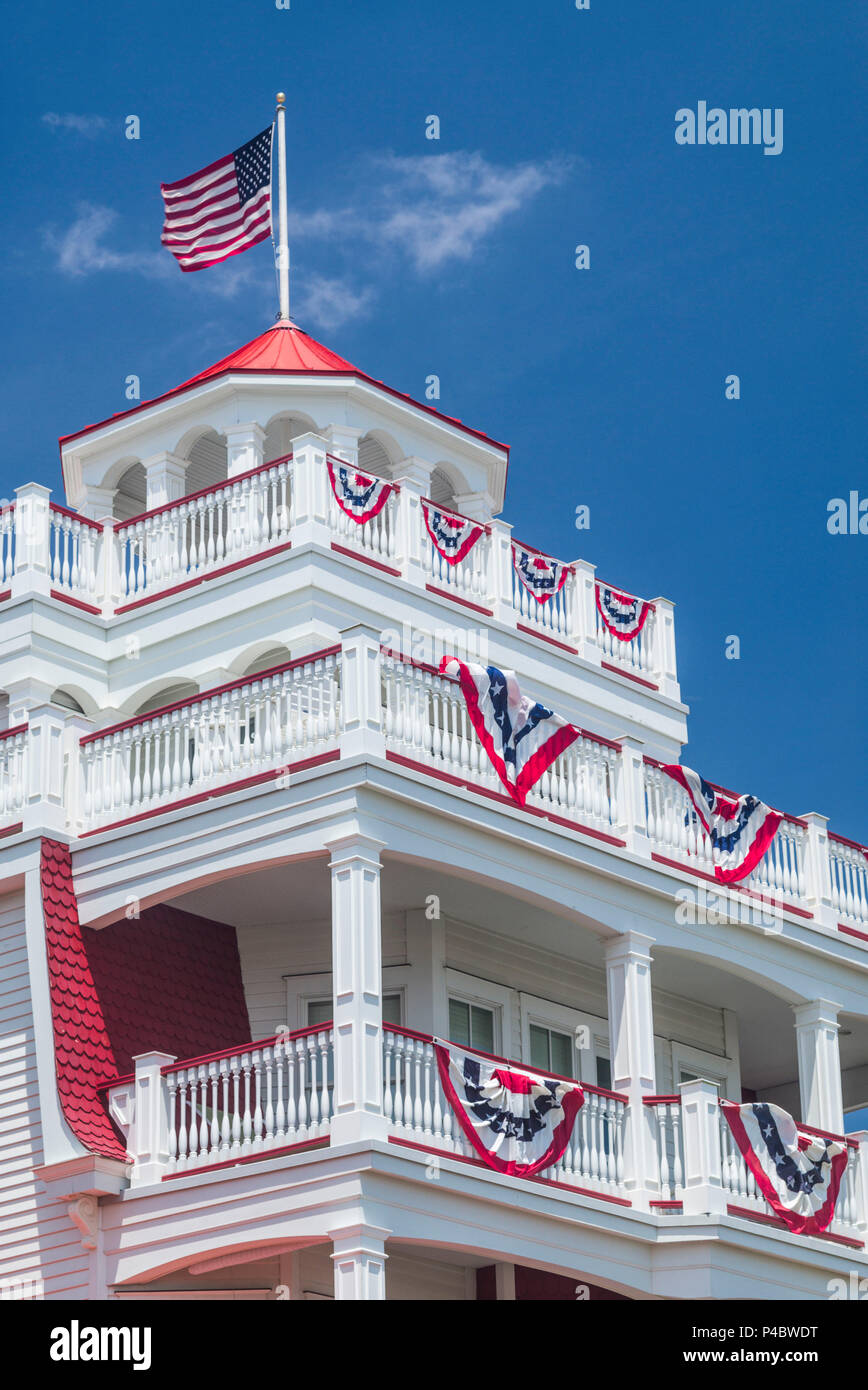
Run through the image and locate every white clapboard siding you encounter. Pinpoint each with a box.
[0,893,91,1300]
[236,913,408,1039]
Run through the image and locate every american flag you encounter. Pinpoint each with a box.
[160,127,273,272]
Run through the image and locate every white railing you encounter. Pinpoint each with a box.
[381,653,622,835]
[0,725,27,822]
[648,1096,684,1200]
[327,466,399,567]
[115,456,294,602]
[383,1027,628,1197]
[79,647,340,828]
[595,599,659,682]
[511,551,576,643]
[829,835,868,928]
[719,1111,863,1234]
[49,506,103,604]
[164,1025,333,1173]
[643,759,808,904]
[0,506,15,585]
[421,505,493,605]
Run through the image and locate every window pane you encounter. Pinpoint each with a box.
[448,998,471,1046]
[596,1055,612,1090]
[382,993,401,1027]
[550,1029,573,1078]
[470,1005,494,1054]
[307,999,332,1027]
[529,1024,550,1071]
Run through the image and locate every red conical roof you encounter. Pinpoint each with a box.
[175,320,358,388]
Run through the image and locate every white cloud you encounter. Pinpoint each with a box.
[42,112,111,137]
[44,204,170,279]
[294,273,375,331]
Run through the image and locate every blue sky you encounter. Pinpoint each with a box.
[2,1,865,840]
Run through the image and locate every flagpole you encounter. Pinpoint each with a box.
[275,92,290,321]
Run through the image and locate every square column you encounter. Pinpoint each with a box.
[12,482,51,598]
[329,1223,390,1299]
[326,833,388,1144]
[394,459,431,587]
[339,623,385,761]
[605,932,660,1204]
[224,423,266,479]
[143,452,187,510]
[794,998,844,1134]
[324,424,362,468]
[289,432,331,547]
[679,1078,727,1215]
[569,558,601,664]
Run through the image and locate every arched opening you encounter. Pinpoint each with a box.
[239,644,292,677]
[51,688,86,715]
[358,433,395,479]
[133,681,199,717]
[184,429,228,494]
[113,461,147,523]
[264,414,316,464]
[429,466,457,509]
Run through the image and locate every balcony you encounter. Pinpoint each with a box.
[104,1024,867,1253]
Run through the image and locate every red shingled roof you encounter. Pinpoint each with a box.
[41,839,251,1162]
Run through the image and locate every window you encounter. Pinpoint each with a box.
[669,1041,740,1101]
[448,997,495,1053]
[529,1023,574,1078]
[306,994,402,1028]
[595,1055,612,1091]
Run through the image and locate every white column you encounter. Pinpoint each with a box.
[794,999,844,1133]
[324,424,362,468]
[329,1223,389,1300]
[142,452,187,509]
[129,1051,176,1185]
[223,423,266,479]
[11,482,51,597]
[80,486,117,523]
[679,1077,727,1216]
[800,812,836,928]
[605,931,659,1204]
[339,623,385,761]
[326,833,387,1144]
[489,517,514,625]
[21,703,68,833]
[649,596,678,698]
[847,1131,868,1232]
[570,557,601,663]
[615,736,649,855]
[451,490,491,522]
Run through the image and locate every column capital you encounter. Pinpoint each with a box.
[327,1221,391,1248]
[324,832,386,867]
[340,620,384,647]
[395,456,433,492]
[793,998,842,1028]
[604,930,655,965]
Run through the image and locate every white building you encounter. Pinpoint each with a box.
[1,318,866,1301]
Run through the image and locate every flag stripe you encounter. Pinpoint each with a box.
[161,127,273,274]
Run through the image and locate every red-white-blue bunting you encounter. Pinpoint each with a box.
[440,657,578,806]
[327,460,394,523]
[662,764,782,885]
[434,1039,584,1177]
[721,1101,848,1234]
[595,582,652,642]
[512,544,570,604]
[421,500,484,565]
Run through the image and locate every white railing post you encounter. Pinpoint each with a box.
[489,518,514,626]
[97,518,122,614]
[800,812,836,927]
[393,463,428,588]
[62,714,95,833]
[604,932,660,1207]
[129,1051,176,1186]
[21,704,69,833]
[570,558,601,664]
[678,1078,728,1215]
[340,622,385,761]
[615,736,649,854]
[290,433,331,548]
[11,483,51,598]
[649,596,678,698]
[326,834,388,1144]
[847,1133,868,1232]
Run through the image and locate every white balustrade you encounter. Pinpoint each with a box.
[116,456,294,601]
[595,599,658,682]
[544,1084,627,1193]
[649,1097,684,1199]
[829,835,868,928]
[327,461,398,566]
[421,505,493,605]
[165,1026,333,1173]
[49,506,102,603]
[511,554,576,643]
[0,506,15,584]
[80,648,340,827]
[742,817,807,902]
[0,726,27,822]
[382,653,622,834]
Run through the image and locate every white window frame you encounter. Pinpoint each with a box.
[445,969,515,1057]
[285,967,411,1032]
[519,992,607,1085]
[670,1040,740,1101]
